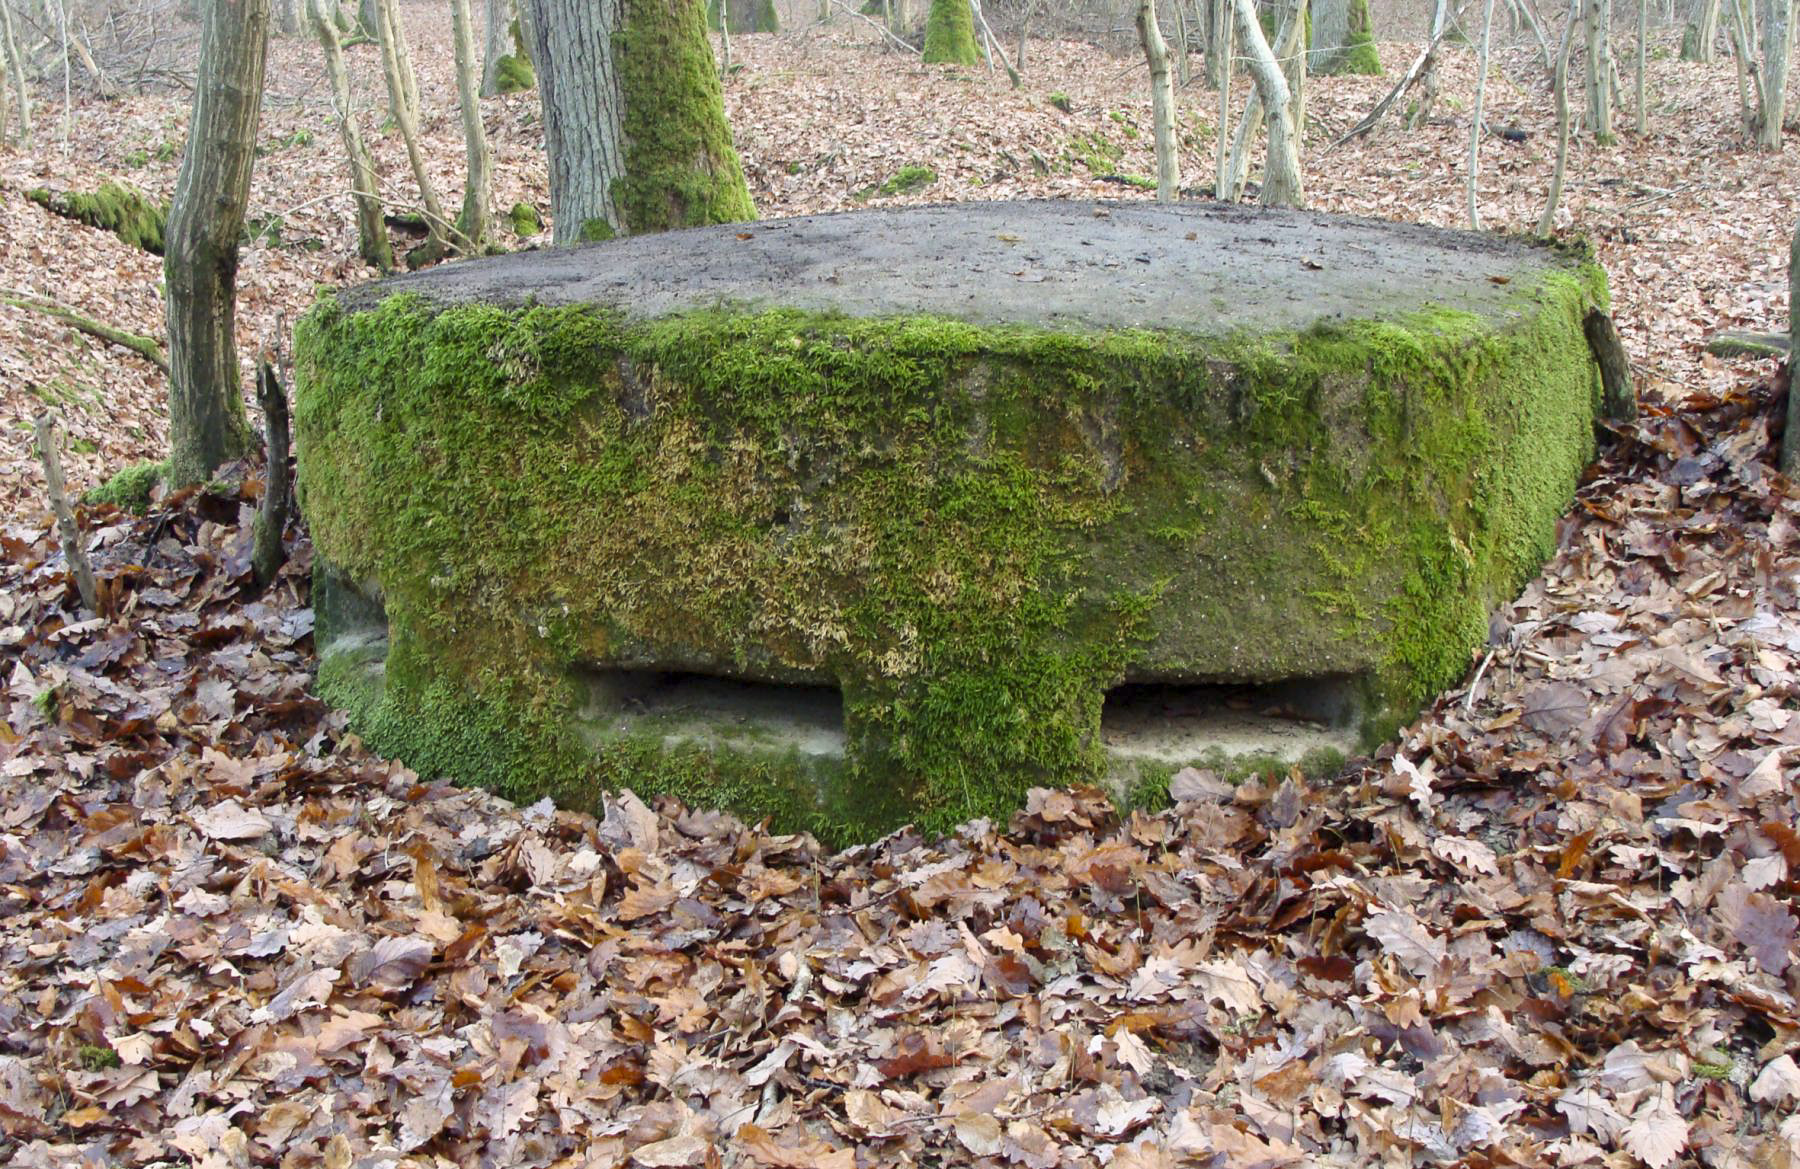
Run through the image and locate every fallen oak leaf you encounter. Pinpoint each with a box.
[1363,907,1447,977]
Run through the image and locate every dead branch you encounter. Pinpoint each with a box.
[32,411,101,614]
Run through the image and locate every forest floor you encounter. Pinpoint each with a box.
[2,11,1799,1169]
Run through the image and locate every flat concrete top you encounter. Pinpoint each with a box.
[348,201,1576,334]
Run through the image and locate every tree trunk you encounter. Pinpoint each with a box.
[164,0,269,487]
[1310,0,1383,74]
[374,0,450,260]
[481,0,509,95]
[1758,0,1792,148]
[1232,0,1303,207]
[452,0,493,250]
[1283,0,1308,137]
[1538,0,1577,234]
[526,0,755,244]
[1786,219,1800,475]
[0,0,24,145]
[1636,0,1648,134]
[1469,0,1495,228]
[709,0,778,32]
[1683,0,1720,60]
[1214,0,1233,194]
[1585,0,1614,143]
[1207,0,1234,88]
[309,0,391,271]
[274,0,303,35]
[923,0,980,63]
[1138,0,1179,202]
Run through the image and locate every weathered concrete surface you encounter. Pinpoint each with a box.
[297,200,1610,845]
[347,200,1576,333]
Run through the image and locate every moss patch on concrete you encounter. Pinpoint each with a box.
[28,182,168,255]
[296,252,1605,845]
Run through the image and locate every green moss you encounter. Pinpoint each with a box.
[510,201,543,237]
[85,459,167,513]
[1063,131,1124,175]
[28,182,168,255]
[491,18,536,94]
[859,165,938,200]
[1047,92,1072,113]
[1338,0,1383,76]
[923,0,980,65]
[77,1045,120,1071]
[610,0,757,235]
[579,217,616,243]
[296,262,1604,845]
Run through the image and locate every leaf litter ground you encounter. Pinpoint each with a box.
[3,12,1800,1169]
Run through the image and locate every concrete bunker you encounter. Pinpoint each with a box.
[296,201,1611,845]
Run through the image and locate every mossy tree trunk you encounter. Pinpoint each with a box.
[1310,0,1382,74]
[164,0,269,487]
[708,0,778,32]
[525,0,754,244]
[923,0,980,64]
[1682,0,1720,61]
[308,0,392,271]
[451,0,493,250]
[482,0,536,95]
[1136,0,1179,202]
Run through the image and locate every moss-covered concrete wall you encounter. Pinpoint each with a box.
[296,206,1607,846]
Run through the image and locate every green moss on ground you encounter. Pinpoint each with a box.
[858,166,938,199]
[923,0,980,65]
[28,182,168,255]
[612,0,757,234]
[509,202,543,237]
[297,257,1604,845]
[1063,131,1124,175]
[85,460,167,513]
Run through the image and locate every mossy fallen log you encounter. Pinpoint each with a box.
[27,181,169,255]
[296,201,1610,845]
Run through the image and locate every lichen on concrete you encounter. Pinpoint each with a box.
[296,203,1608,846]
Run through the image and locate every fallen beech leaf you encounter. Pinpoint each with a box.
[190,799,271,841]
[349,935,434,993]
[1521,681,1588,737]
[953,1111,1003,1157]
[1750,1055,1800,1104]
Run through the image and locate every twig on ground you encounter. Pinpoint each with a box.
[32,411,101,614]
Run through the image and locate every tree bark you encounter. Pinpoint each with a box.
[252,358,291,586]
[1585,0,1614,143]
[274,0,303,35]
[1138,0,1179,202]
[0,0,25,146]
[1758,0,1793,149]
[526,0,754,243]
[1583,309,1637,421]
[1214,0,1233,195]
[1469,0,1495,229]
[1682,0,1720,60]
[1636,0,1648,135]
[374,0,451,260]
[923,0,979,63]
[33,412,100,614]
[309,0,392,271]
[1538,0,1577,235]
[452,0,493,250]
[164,0,268,488]
[1232,0,1303,207]
[1311,0,1383,74]
[482,0,509,94]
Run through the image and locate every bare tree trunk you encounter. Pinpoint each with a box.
[1636,0,1648,134]
[165,0,269,487]
[309,0,391,270]
[1139,0,1179,201]
[252,358,291,586]
[0,0,24,145]
[274,0,303,34]
[1759,0,1792,148]
[1207,0,1234,88]
[452,0,492,250]
[1283,0,1308,138]
[1585,0,1615,142]
[1683,0,1720,59]
[1469,0,1496,228]
[374,0,450,261]
[1214,0,1233,195]
[1413,0,1453,127]
[526,0,755,244]
[1232,0,1303,206]
[1539,0,1578,234]
[1786,220,1800,475]
[482,0,508,93]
